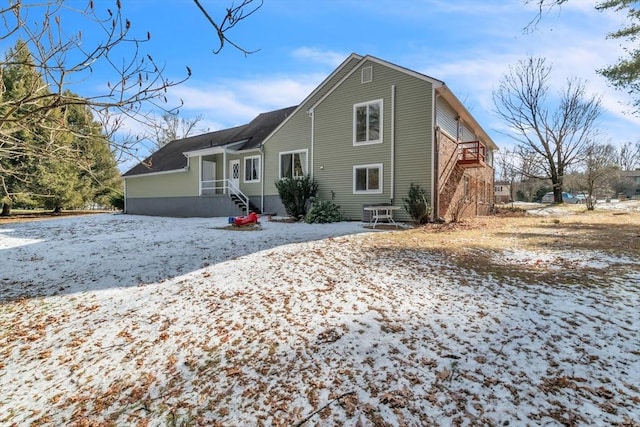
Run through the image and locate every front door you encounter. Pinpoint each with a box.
[229,159,240,191]
[201,160,216,194]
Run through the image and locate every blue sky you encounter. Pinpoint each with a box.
[9,0,640,160]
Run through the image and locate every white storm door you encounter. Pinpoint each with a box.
[229,159,240,191]
[201,160,216,194]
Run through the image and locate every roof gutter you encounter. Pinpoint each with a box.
[123,165,189,179]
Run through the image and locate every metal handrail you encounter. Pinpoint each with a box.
[200,179,250,215]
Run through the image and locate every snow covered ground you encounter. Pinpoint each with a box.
[1,209,639,426]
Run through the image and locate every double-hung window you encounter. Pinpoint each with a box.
[353,164,383,194]
[279,150,308,179]
[353,99,383,145]
[244,155,261,183]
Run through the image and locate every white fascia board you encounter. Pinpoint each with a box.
[227,147,261,154]
[184,139,249,157]
[183,147,225,157]
[123,168,188,179]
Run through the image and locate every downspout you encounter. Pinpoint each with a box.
[433,92,442,221]
[390,85,396,204]
[260,145,264,213]
[198,155,203,195]
[308,108,314,176]
[123,179,127,213]
[222,148,227,194]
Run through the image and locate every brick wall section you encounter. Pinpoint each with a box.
[436,130,495,221]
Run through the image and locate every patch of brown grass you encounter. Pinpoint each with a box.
[0,210,114,224]
[362,210,640,285]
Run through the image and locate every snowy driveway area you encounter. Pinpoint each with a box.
[1,213,638,426]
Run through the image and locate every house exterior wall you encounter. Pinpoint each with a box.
[311,60,434,221]
[436,100,459,140]
[620,170,640,199]
[125,161,199,198]
[125,195,245,217]
[239,153,263,197]
[494,183,512,203]
[437,130,494,220]
[263,111,312,198]
[262,56,362,210]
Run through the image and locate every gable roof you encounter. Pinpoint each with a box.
[308,54,445,112]
[261,53,497,151]
[123,106,297,177]
[260,53,364,146]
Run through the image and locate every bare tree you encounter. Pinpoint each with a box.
[149,113,207,149]
[616,141,640,171]
[0,1,192,145]
[495,148,521,203]
[493,57,603,203]
[1,0,259,214]
[579,142,619,209]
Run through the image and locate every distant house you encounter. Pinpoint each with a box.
[123,53,498,222]
[494,182,512,204]
[619,170,640,199]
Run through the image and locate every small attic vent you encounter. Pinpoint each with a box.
[361,66,373,83]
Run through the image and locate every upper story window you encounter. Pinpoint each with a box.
[244,155,261,183]
[353,99,383,146]
[279,150,308,179]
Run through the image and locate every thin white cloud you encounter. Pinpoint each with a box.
[161,74,323,129]
[291,47,348,68]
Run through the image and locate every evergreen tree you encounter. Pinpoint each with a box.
[1,42,121,214]
[0,40,48,215]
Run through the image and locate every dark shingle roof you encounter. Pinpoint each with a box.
[123,106,297,177]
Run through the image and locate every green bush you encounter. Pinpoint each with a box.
[110,193,125,210]
[403,183,432,225]
[305,200,344,223]
[275,175,318,220]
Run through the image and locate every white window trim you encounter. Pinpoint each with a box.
[353,99,383,146]
[278,149,309,179]
[353,163,383,194]
[243,155,261,183]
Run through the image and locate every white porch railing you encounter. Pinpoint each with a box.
[200,179,250,215]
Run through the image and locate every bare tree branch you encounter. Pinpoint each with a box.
[523,0,569,32]
[493,57,603,203]
[193,0,262,55]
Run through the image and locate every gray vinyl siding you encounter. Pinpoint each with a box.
[436,98,458,140]
[125,161,199,198]
[462,123,476,142]
[263,111,312,197]
[263,56,362,198]
[393,81,434,222]
[240,154,263,196]
[312,60,434,221]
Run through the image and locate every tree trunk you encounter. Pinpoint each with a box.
[53,206,62,214]
[1,201,11,216]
